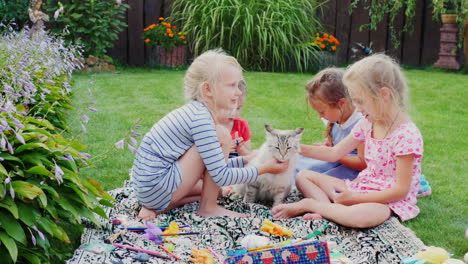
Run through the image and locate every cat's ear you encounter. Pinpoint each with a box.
[295,127,304,135]
[265,124,274,133]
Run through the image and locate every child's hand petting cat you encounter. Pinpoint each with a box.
[257,159,289,175]
[333,185,357,205]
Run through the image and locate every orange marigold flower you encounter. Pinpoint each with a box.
[180,36,185,39]
[145,39,150,43]
[169,33,174,38]
[159,17,164,20]
[324,33,329,38]
[320,44,325,49]
[331,46,336,51]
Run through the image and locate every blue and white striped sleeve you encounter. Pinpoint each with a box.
[227,157,244,168]
[189,110,257,186]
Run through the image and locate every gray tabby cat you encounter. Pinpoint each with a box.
[233,125,304,207]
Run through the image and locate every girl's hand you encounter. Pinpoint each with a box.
[243,150,258,163]
[258,159,289,175]
[333,185,357,205]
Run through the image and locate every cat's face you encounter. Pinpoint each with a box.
[264,125,304,162]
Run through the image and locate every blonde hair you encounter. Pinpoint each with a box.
[184,48,243,101]
[305,68,348,145]
[343,53,408,123]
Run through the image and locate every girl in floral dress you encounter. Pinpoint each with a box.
[272,54,423,228]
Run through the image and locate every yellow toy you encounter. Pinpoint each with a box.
[260,220,293,237]
[163,222,180,234]
[188,248,216,264]
[415,246,450,264]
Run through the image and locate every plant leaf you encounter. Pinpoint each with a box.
[0,196,19,218]
[25,166,54,178]
[0,213,27,244]
[11,181,44,200]
[0,231,18,262]
[14,143,50,153]
[17,203,41,226]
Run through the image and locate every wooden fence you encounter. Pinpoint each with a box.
[109,0,445,67]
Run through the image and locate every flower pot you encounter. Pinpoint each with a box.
[441,14,458,24]
[149,46,187,67]
[315,52,337,70]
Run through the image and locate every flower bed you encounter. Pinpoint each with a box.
[0,27,114,263]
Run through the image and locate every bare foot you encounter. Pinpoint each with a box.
[303,213,323,220]
[272,200,309,219]
[198,205,248,218]
[221,186,234,196]
[138,206,158,221]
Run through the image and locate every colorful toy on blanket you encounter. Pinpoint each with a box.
[401,246,464,264]
[225,239,330,264]
[260,219,293,237]
[142,222,163,244]
[188,248,216,264]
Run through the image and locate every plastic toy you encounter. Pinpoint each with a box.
[163,221,180,234]
[402,246,450,264]
[240,235,270,249]
[142,222,163,244]
[188,248,216,264]
[260,219,293,237]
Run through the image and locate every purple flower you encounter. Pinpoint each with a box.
[80,152,91,158]
[54,6,64,20]
[129,137,138,147]
[53,160,64,184]
[80,123,87,133]
[127,144,137,153]
[28,228,37,246]
[42,88,51,94]
[10,184,15,199]
[82,114,89,123]
[87,107,97,112]
[14,131,25,144]
[32,225,45,241]
[114,139,124,149]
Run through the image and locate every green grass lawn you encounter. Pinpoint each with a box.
[69,68,467,257]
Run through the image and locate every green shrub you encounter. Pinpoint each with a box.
[0,27,114,263]
[44,0,129,57]
[0,0,29,29]
[171,0,324,72]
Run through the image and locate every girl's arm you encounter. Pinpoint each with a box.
[334,154,415,205]
[237,139,251,155]
[300,134,360,162]
[337,143,367,171]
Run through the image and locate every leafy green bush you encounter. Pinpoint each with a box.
[0,27,114,263]
[0,0,29,29]
[44,0,129,57]
[171,0,324,72]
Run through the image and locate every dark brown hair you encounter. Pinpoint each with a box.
[305,68,348,145]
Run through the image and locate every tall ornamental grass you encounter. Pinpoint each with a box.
[172,0,324,72]
[0,27,114,263]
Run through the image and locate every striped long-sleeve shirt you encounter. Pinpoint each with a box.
[132,100,258,210]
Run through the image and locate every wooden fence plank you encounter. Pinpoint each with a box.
[421,0,442,66]
[369,13,388,54]
[386,10,404,62]
[108,8,128,64]
[127,0,145,66]
[144,0,164,65]
[319,0,337,35]
[402,0,424,65]
[335,0,352,64]
[348,1,370,62]
[163,0,175,18]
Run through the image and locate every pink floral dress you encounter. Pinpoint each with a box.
[347,119,423,221]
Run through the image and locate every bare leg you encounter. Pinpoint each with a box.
[197,125,247,217]
[299,199,391,228]
[272,171,345,219]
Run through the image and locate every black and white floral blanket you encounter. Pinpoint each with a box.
[67,181,425,264]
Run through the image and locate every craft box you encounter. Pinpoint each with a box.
[225,240,330,264]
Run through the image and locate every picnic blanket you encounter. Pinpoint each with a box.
[67,181,425,264]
